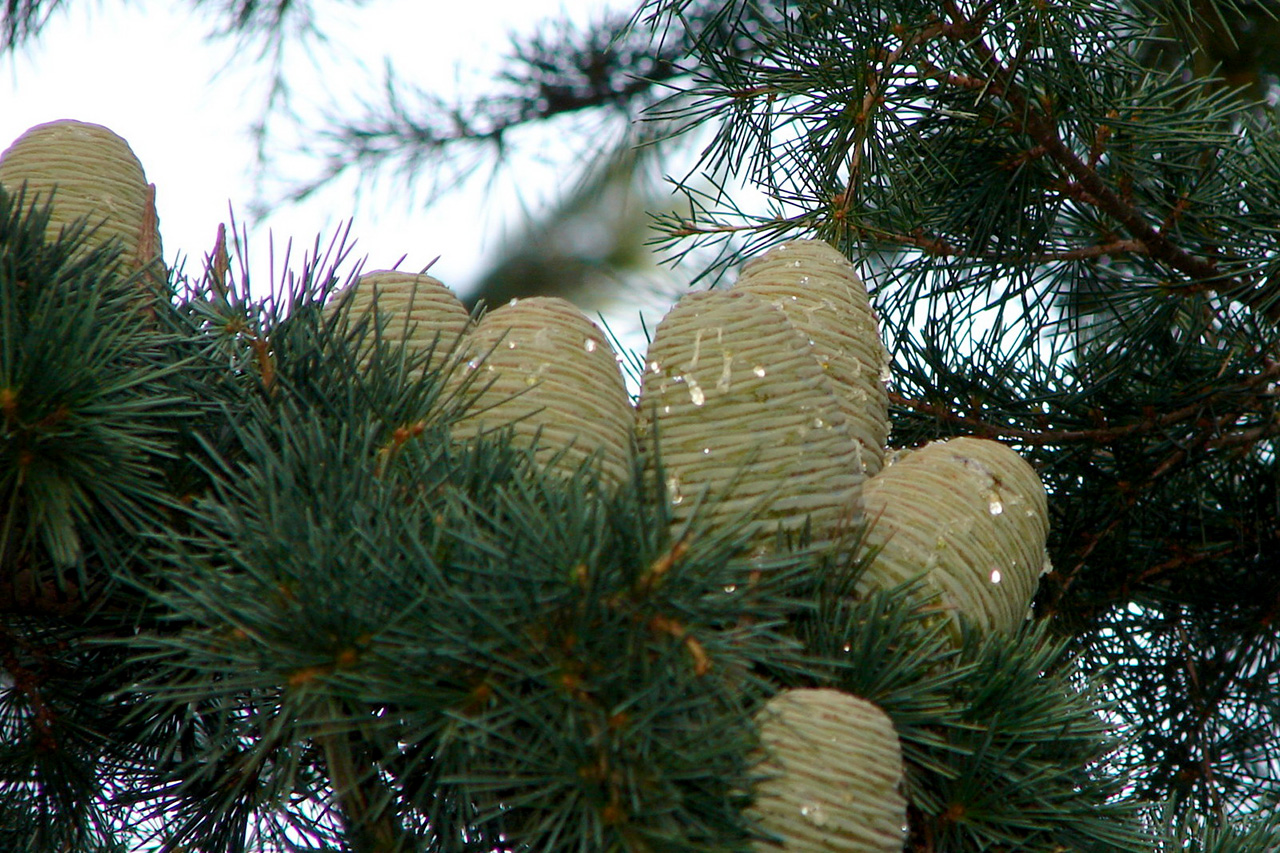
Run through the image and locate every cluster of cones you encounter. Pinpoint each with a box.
[316,254,1052,853]
[1,118,1053,853]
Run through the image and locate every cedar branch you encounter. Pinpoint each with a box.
[940,1,1280,321]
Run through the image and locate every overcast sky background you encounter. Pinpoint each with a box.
[1,0,618,299]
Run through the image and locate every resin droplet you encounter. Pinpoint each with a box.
[800,803,827,826]
[717,354,733,392]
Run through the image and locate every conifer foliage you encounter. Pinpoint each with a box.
[632,0,1280,824]
[1,0,1279,851]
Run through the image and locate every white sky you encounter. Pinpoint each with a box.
[1,0,615,298]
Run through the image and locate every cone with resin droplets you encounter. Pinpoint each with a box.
[0,120,163,278]
[451,297,633,486]
[750,688,907,853]
[858,436,1049,636]
[331,270,471,376]
[637,289,863,552]
[734,240,890,476]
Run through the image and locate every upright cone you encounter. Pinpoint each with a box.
[332,270,471,377]
[858,436,1049,636]
[734,240,890,476]
[450,297,634,486]
[750,688,907,853]
[0,119,163,279]
[637,289,863,553]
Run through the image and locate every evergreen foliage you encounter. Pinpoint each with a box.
[2,0,1279,851]
[629,0,1280,821]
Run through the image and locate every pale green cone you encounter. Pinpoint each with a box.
[859,437,1050,636]
[332,269,471,377]
[451,297,633,486]
[0,119,163,279]
[734,240,890,476]
[637,289,863,553]
[750,688,907,853]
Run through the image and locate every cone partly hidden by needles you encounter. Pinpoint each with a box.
[332,269,471,375]
[750,688,907,853]
[734,240,891,477]
[637,289,864,552]
[0,116,1084,850]
[450,296,634,486]
[0,119,163,278]
[859,436,1050,636]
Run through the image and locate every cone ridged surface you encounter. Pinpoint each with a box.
[859,437,1049,635]
[451,297,633,485]
[334,270,471,375]
[637,289,863,552]
[751,688,907,853]
[735,240,889,476]
[0,119,162,275]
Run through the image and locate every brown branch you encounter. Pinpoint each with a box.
[0,624,58,753]
[1137,540,1238,586]
[316,696,408,853]
[939,1,1280,321]
[1174,616,1226,817]
[889,359,1280,446]
[1040,400,1275,605]
[857,222,1147,264]
[0,566,106,618]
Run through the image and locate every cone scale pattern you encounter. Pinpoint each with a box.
[333,269,471,376]
[636,289,864,552]
[451,297,634,486]
[0,117,1073,848]
[750,688,907,853]
[859,436,1050,635]
[734,240,891,476]
[0,119,162,276]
